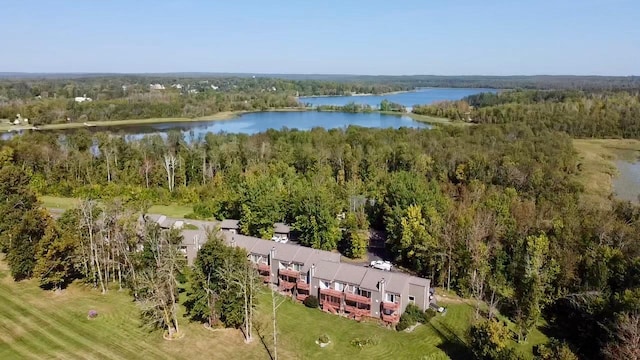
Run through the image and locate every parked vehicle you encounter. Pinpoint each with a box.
[370,260,392,271]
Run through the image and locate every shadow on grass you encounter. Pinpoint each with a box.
[429,320,473,360]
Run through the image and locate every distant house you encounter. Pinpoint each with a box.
[74,94,92,103]
[220,219,240,233]
[149,84,165,90]
[273,222,291,241]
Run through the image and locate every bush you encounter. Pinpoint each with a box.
[318,334,330,344]
[303,295,319,308]
[424,308,437,321]
[350,337,379,348]
[396,304,435,331]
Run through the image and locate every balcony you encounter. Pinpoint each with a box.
[382,301,400,311]
[320,288,344,298]
[381,313,399,323]
[257,263,270,273]
[296,293,309,302]
[261,275,271,283]
[345,292,371,305]
[279,268,300,278]
[279,279,295,291]
[296,280,310,291]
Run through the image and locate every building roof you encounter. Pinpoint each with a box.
[273,222,291,234]
[333,263,369,285]
[313,260,341,281]
[220,219,240,229]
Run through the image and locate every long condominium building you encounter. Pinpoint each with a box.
[146,214,431,324]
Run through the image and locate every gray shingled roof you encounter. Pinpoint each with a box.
[333,263,369,285]
[272,243,300,262]
[273,222,291,234]
[385,272,411,294]
[314,260,341,280]
[220,219,240,229]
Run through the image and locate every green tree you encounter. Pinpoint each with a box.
[293,187,341,250]
[184,230,248,328]
[340,212,368,258]
[468,319,522,360]
[513,234,557,342]
[33,221,77,290]
[534,339,578,360]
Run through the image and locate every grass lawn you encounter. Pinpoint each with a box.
[0,258,266,360]
[573,138,640,209]
[39,195,193,218]
[405,113,473,127]
[0,255,547,359]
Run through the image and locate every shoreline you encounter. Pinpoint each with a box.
[0,108,307,132]
[1,108,465,135]
[298,90,413,99]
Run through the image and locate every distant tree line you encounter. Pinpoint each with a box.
[413,89,640,138]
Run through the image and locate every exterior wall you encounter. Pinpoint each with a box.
[408,283,428,311]
[368,289,383,318]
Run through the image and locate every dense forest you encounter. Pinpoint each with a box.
[1,121,639,358]
[414,90,640,138]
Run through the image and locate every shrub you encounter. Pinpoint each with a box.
[87,310,98,319]
[303,295,319,308]
[396,304,435,331]
[424,308,437,321]
[350,337,379,348]
[318,334,330,344]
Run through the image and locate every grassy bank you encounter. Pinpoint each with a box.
[405,113,472,127]
[573,139,640,209]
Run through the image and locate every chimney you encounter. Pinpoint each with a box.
[269,246,276,265]
[230,236,236,247]
[379,278,386,295]
[311,263,316,277]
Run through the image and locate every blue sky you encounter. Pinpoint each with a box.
[2,0,638,75]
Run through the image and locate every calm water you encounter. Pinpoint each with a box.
[300,87,497,108]
[121,111,430,139]
[613,159,640,203]
[2,87,493,140]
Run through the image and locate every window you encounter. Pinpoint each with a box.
[408,295,415,304]
[359,289,371,298]
[250,254,259,263]
[334,282,344,291]
[385,293,397,303]
[292,263,301,271]
[320,281,330,289]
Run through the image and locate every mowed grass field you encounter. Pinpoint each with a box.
[0,258,266,360]
[0,253,548,360]
[573,138,640,208]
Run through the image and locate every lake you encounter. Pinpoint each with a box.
[113,111,431,140]
[613,158,640,203]
[300,87,497,109]
[1,87,493,140]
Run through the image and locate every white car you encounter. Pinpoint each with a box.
[370,260,392,271]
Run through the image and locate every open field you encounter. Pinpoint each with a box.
[405,113,472,127]
[40,195,193,218]
[0,254,547,360]
[573,138,640,209]
[0,258,265,360]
